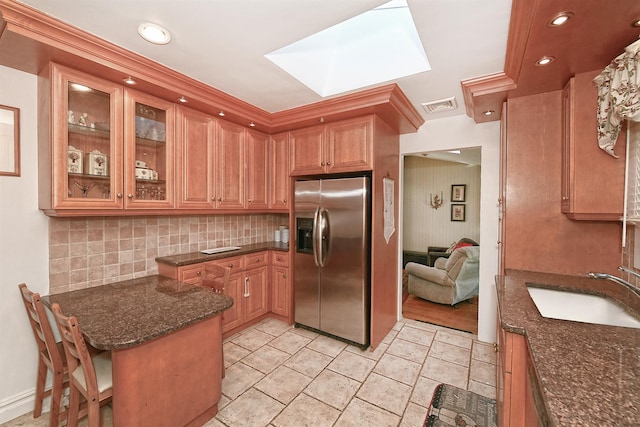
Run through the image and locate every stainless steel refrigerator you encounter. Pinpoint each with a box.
[294,176,371,348]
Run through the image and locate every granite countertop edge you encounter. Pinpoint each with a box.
[497,269,640,426]
[155,241,289,267]
[44,275,234,351]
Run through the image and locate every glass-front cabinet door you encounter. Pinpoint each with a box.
[124,89,175,209]
[51,64,124,210]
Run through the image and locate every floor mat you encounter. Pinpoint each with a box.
[424,383,496,427]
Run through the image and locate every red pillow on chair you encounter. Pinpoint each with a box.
[454,242,473,251]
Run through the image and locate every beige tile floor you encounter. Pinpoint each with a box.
[2,318,496,427]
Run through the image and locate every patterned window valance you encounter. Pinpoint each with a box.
[594,38,640,158]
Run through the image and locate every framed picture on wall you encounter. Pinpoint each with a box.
[0,104,20,177]
[451,184,466,202]
[451,204,466,222]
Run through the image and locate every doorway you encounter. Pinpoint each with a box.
[401,148,481,334]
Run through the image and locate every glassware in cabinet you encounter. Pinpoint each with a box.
[124,89,175,209]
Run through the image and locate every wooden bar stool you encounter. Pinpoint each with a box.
[51,303,113,427]
[18,283,69,427]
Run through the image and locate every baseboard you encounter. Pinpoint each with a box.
[0,388,37,424]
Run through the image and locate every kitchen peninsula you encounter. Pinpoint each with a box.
[44,275,233,427]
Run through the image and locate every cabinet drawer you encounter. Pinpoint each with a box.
[244,252,268,268]
[208,256,244,273]
[271,251,289,267]
[179,264,205,285]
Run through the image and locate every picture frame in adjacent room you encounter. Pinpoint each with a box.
[451,204,466,222]
[0,104,20,177]
[451,184,466,202]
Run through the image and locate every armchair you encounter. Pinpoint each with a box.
[427,238,478,266]
[406,245,480,305]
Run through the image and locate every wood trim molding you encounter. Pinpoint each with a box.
[503,0,539,82]
[271,84,424,134]
[0,0,423,134]
[459,0,536,124]
[461,72,516,123]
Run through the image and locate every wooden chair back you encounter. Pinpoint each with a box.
[18,283,68,425]
[51,303,98,396]
[19,283,64,371]
[201,263,231,293]
[52,303,112,427]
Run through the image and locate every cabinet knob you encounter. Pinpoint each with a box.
[117,193,123,199]
[493,342,499,353]
[128,194,133,199]
[277,256,282,261]
[228,264,233,268]
[321,161,325,166]
[327,161,331,166]
[283,199,287,203]
[283,274,287,279]
[218,197,222,202]
[255,257,260,262]
[248,199,252,203]
[197,271,201,276]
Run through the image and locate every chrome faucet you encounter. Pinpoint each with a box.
[587,269,640,298]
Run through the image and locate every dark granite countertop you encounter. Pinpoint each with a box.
[155,241,289,267]
[44,275,233,351]
[497,270,640,426]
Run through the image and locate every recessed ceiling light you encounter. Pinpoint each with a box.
[548,12,573,27]
[535,56,555,66]
[249,122,256,127]
[483,110,495,116]
[632,18,640,27]
[218,111,225,117]
[178,96,188,103]
[138,23,171,45]
[123,76,137,85]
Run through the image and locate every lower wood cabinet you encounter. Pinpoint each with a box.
[496,317,546,427]
[271,251,290,317]
[157,250,287,334]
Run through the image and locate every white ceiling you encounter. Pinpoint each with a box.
[17,0,512,123]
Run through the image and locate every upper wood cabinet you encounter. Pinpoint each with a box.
[246,128,270,210]
[327,116,373,172]
[38,63,176,214]
[124,88,176,209]
[290,116,374,176]
[39,63,124,212]
[561,70,626,221]
[215,120,246,209]
[176,106,215,209]
[270,132,290,210]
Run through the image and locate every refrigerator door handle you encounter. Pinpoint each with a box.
[318,208,330,267]
[312,207,321,268]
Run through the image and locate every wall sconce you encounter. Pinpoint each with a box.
[430,191,444,209]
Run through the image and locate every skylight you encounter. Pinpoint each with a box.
[265,0,430,97]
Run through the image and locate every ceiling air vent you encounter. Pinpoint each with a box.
[422,97,458,114]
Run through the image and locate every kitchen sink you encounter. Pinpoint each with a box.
[526,285,640,329]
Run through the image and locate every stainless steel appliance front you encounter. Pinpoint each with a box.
[294,176,370,347]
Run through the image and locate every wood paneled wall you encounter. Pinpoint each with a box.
[403,156,481,252]
[504,91,623,275]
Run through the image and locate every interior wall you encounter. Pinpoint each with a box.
[400,115,500,344]
[0,65,49,423]
[403,156,481,252]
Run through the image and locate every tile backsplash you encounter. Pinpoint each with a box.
[49,214,288,294]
